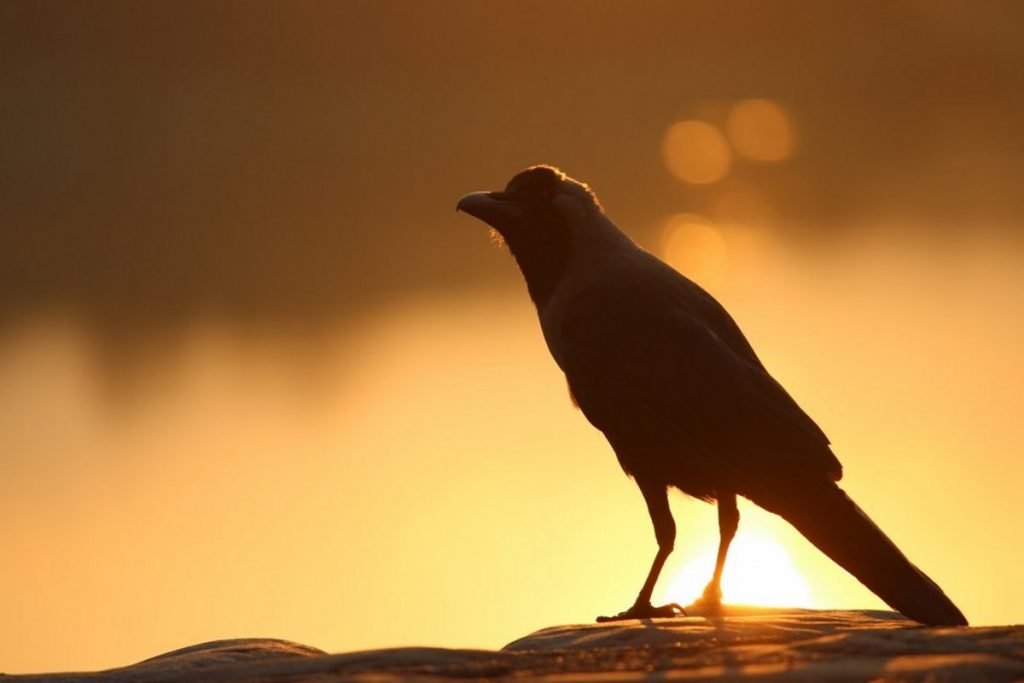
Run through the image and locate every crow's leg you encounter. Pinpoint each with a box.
[597,480,684,622]
[695,492,739,607]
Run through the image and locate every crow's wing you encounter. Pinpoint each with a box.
[558,277,841,488]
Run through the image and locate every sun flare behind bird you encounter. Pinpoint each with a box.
[457,165,967,626]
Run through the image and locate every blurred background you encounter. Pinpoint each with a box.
[2,0,1023,673]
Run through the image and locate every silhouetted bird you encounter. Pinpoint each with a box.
[457,165,967,626]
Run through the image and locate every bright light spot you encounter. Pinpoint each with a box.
[659,533,812,608]
[662,120,731,184]
[661,213,728,289]
[726,99,795,162]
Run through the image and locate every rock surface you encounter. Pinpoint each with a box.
[4,608,1023,682]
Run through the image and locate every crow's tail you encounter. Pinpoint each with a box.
[750,481,967,626]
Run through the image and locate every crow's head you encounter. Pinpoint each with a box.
[457,164,600,238]
[457,165,602,304]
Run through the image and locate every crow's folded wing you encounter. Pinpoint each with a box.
[558,280,841,484]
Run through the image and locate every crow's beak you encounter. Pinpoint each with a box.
[456,191,525,230]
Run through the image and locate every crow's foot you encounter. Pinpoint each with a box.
[684,583,724,614]
[596,601,685,623]
[698,582,723,605]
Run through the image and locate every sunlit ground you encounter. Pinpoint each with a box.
[1,228,1022,673]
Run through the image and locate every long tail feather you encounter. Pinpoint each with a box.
[750,482,967,626]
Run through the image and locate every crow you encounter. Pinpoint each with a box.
[456,164,967,627]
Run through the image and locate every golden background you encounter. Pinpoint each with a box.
[1,1,1022,673]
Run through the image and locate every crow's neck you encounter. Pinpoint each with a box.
[503,225,572,309]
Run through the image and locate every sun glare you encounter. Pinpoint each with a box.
[658,533,813,608]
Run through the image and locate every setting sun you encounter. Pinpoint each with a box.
[658,533,813,609]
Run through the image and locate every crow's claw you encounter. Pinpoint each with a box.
[596,601,685,622]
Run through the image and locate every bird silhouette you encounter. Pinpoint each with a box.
[457,165,967,627]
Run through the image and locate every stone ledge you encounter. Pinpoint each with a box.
[4,609,1022,682]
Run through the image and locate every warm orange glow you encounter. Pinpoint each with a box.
[707,184,777,227]
[3,2,1023,675]
[659,214,772,295]
[660,533,813,608]
[726,99,796,162]
[663,120,732,184]
[2,233,1023,672]
[660,214,728,289]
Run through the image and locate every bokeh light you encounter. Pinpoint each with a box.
[726,99,796,162]
[662,120,732,184]
[660,213,729,289]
